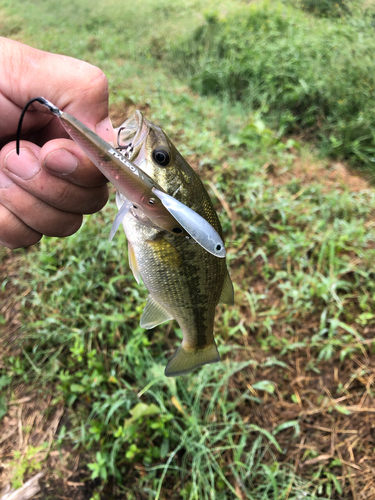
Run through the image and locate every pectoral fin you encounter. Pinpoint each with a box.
[220,270,234,305]
[109,199,132,241]
[140,295,174,329]
[165,343,220,377]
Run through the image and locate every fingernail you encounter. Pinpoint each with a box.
[0,171,13,188]
[44,149,79,174]
[4,148,40,180]
[96,117,116,144]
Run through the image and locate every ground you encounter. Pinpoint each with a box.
[1,142,374,499]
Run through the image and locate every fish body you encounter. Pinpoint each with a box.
[116,112,234,376]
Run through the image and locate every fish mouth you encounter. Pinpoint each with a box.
[115,110,149,164]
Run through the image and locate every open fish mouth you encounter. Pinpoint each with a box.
[116,110,150,163]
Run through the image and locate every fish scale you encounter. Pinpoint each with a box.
[121,207,223,364]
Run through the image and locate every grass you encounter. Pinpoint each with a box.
[163,0,375,172]
[1,0,375,499]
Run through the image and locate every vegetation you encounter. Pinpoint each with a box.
[1,0,375,499]
[165,1,375,170]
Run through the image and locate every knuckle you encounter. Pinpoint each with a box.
[80,68,109,112]
[43,213,82,238]
[88,67,108,94]
[78,66,108,104]
[53,182,74,208]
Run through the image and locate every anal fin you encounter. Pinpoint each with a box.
[140,295,174,329]
[220,270,234,305]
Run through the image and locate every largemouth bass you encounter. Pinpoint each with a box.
[115,111,234,376]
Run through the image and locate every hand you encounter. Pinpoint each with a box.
[0,37,116,249]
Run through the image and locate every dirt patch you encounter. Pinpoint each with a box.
[269,155,371,194]
[229,345,375,500]
[0,386,100,500]
[0,248,28,357]
[222,151,375,499]
[327,162,371,193]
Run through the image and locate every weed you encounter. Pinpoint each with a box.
[297,0,354,18]
[8,444,48,489]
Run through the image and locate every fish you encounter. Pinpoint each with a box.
[16,97,226,259]
[115,111,234,376]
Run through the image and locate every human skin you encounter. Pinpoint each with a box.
[0,37,116,249]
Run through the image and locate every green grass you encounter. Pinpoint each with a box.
[162,1,375,171]
[1,0,375,498]
[2,199,328,498]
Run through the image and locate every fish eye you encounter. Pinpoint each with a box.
[152,148,170,166]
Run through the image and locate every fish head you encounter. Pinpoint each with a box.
[115,111,180,231]
[115,111,188,199]
[116,111,226,257]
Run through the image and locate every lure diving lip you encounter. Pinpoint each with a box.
[16,97,226,258]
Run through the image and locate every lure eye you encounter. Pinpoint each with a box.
[152,148,170,166]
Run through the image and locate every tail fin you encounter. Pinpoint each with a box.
[165,343,220,377]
